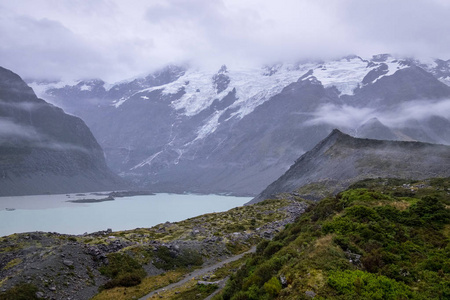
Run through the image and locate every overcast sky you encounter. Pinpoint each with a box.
[1,0,450,82]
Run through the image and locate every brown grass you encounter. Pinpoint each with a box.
[91,270,187,300]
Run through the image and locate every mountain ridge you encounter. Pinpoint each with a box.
[0,66,127,196]
[250,129,450,203]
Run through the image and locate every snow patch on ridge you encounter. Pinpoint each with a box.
[28,80,79,99]
[131,151,162,170]
[112,86,165,107]
[311,57,370,95]
[79,84,92,91]
[194,111,222,141]
[383,61,409,77]
[168,70,229,116]
[168,65,313,119]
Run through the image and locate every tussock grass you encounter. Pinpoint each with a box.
[91,270,186,300]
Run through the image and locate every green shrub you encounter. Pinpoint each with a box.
[0,283,39,300]
[263,276,282,297]
[327,270,413,299]
[345,205,381,223]
[322,216,357,235]
[339,189,390,206]
[410,196,450,225]
[374,206,400,221]
[310,197,342,221]
[99,253,146,289]
[230,291,250,300]
[262,241,283,258]
[154,246,202,270]
[102,273,143,289]
[256,240,270,254]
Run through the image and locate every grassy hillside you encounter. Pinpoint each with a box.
[216,178,450,300]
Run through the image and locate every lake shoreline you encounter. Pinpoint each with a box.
[0,193,251,237]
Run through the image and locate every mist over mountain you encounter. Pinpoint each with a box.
[251,129,450,203]
[28,55,450,195]
[0,67,126,196]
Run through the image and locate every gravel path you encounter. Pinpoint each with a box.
[139,246,256,300]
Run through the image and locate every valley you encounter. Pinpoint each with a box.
[1,178,448,299]
[2,1,450,299]
[1,54,450,300]
[28,55,450,196]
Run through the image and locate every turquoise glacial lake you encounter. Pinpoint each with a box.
[0,193,251,236]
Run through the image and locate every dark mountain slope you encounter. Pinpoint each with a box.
[173,77,339,195]
[251,129,450,203]
[0,67,126,196]
[355,118,399,141]
[349,65,450,107]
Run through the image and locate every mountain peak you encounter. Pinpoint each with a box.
[371,53,392,62]
[0,66,37,103]
[328,128,347,138]
[217,65,228,74]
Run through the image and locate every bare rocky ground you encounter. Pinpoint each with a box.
[0,198,307,299]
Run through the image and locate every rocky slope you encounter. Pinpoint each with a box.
[0,67,126,196]
[0,198,306,299]
[250,129,450,203]
[28,55,450,195]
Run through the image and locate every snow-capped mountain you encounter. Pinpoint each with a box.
[28,54,450,195]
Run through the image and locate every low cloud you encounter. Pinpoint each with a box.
[382,99,450,127]
[0,118,88,152]
[0,1,450,81]
[306,99,450,129]
[0,100,46,111]
[305,104,376,128]
[0,119,39,141]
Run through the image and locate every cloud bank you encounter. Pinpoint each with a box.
[0,117,89,152]
[1,0,450,82]
[307,99,450,129]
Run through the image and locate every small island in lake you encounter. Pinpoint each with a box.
[66,191,155,203]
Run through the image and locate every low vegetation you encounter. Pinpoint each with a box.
[99,253,146,290]
[109,198,293,243]
[153,246,203,270]
[215,178,450,299]
[4,178,447,299]
[88,196,299,299]
[0,282,39,299]
[171,283,219,300]
[91,270,186,300]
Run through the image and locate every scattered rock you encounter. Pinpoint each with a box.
[279,275,287,287]
[305,290,316,298]
[198,280,220,285]
[63,260,74,267]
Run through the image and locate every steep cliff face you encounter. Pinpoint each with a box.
[250,129,450,203]
[0,67,126,196]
